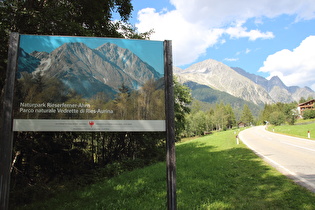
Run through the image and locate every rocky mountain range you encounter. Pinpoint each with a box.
[175,59,315,105]
[17,42,162,98]
[231,67,315,103]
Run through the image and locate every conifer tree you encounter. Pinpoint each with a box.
[240,104,254,126]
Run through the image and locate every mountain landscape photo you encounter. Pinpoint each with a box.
[17,42,163,99]
[15,40,166,121]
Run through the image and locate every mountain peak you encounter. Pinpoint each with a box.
[226,67,315,103]
[269,76,286,88]
[175,60,274,105]
[181,59,229,74]
[269,75,281,82]
[97,42,119,50]
[52,42,92,58]
[58,42,89,51]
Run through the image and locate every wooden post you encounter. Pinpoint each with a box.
[0,32,19,210]
[164,40,176,210]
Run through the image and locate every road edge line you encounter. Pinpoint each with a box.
[239,131,315,193]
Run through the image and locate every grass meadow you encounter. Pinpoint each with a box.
[267,120,315,140]
[15,129,315,209]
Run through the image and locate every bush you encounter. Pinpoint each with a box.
[303,109,315,120]
[269,111,285,126]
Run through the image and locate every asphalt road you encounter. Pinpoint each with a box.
[239,126,315,192]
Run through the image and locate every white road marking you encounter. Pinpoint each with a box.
[282,142,315,153]
[265,129,315,143]
[239,131,315,192]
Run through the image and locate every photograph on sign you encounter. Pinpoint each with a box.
[13,35,165,131]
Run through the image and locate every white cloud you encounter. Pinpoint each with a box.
[136,9,273,66]
[136,0,315,66]
[170,0,315,25]
[236,48,252,56]
[224,58,239,62]
[225,25,274,41]
[136,8,225,66]
[259,36,315,89]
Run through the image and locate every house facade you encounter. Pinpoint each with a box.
[238,122,246,128]
[298,99,315,116]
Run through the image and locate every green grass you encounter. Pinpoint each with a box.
[15,130,315,209]
[267,121,315,140]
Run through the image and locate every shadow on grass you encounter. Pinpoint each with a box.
[16,134,315,210]
[15,161,168,210]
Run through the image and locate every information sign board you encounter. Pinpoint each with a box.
[13,35,165,131]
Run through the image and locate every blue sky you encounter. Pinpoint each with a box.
[130,0,315,90]
[19,34,164,74]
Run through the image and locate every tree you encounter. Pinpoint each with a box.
[224,104,236,129]
[269,111,285,126]
[283,102,298,125]
[190,100,201,115]
[240,104,254,126]
[303,109,315,120]
[189,110,207,136]
[260,104,273,123]
[213,102,227,130]
[205,108,214,131]
[0,0,132,36]
[173,77,192,140]
[138,79,157,120]
[259,102,298,125]
[118,83,131,96]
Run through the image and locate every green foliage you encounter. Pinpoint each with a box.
[303,109,315,120]
[260,102,298,125]
[186,110,207,136]
[225,104,236,128]
[183,101,237,137]
[240,104,254,125]
[269,111,286,126]
[174,77,192,140]
[0,0,132,36]
[10,131,166,206]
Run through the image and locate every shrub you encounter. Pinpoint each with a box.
[269,111,285,126]
[303,109,315,120]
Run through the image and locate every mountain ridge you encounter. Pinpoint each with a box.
[175,59,315,105]
[231,66,315,102]
[175,59,274,105]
